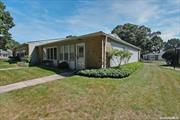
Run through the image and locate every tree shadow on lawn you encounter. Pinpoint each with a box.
[159,64,180,67]
[32,65,76,77]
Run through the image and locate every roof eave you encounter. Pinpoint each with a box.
[101,32,141,50]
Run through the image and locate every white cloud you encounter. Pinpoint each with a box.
[161,25,180,41]
[110,0,160,24]
[6,0,180,42]
[64,0,164,35]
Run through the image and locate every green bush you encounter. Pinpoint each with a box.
[162,49,178,65]
[77,62,143,78]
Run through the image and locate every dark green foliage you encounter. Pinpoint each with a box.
[77,62,142,78]
[0,1,19,50]
[5,39,19,49]
[162,49,178,65]
[111,23,163,54]
[164,38,180,50]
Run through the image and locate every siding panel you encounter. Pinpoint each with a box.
[108,40,139,67]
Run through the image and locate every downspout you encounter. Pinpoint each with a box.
[104,35,107,68]
[101,39,104,68]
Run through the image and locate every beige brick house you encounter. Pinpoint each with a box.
[15,31,141,69]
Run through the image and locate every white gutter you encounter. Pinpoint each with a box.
[101,39,104,68]
[104,35,107,68]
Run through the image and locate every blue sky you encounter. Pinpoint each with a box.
[2,0,180,43]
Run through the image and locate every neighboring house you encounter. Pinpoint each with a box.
[15,31,141,69]
[0,49,12,59]
[142,51,164,61]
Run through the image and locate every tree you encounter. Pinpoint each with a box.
[0,1,17,50]
[162,49,177,65]
[111,23,163,54]
[151,36,163,52]
[5,39,19,49]
[164,38,180,50]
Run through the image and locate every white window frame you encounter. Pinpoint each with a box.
[45,46,57,60]
[64,45,70,61]
[59,45,64,61]
[69,44,75,61]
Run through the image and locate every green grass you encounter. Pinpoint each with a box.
[0,59,18,68]
[0,62,180,119]
[0,60,62,86]
[0,66,61,86]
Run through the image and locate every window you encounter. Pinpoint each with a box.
[64,45,69,61]
[50,48,53,59]
[54,48,57,59]
[47,49,50,59]
[78,46,84,57]
[70,45,75,60]
[59,46,64,61]
[46,47,57,60]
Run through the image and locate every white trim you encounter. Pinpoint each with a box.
[59,45,64,61]
[76,43,85,69]
[101,39,104,68]
[64,45,69,61]
[104,36,107,68]
[45,46,57,60]
[68,45,70,61]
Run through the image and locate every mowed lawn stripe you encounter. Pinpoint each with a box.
[0,67,57,86]
[0,63,179,119]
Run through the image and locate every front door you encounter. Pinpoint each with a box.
[76,43,85,69]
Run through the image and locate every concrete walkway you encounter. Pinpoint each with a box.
[0,74,66,94]
[0,67,26,71]
[163,66,180,71]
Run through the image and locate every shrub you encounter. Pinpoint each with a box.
[42,60,53,66]
[22,55,31,63]
[77,62,143,78]
[8,56,20,63]
[58,61,69,69]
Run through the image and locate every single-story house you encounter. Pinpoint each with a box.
[142,51,164,61]
[0,49,12,59]
[15,31,141,69]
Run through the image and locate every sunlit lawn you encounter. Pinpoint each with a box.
[0,62,179,119]
[0,59,18,68]
[0,59,62,86]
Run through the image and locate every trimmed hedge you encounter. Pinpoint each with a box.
[77,62,143,78]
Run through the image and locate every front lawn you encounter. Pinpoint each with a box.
[0,62,179,119]
[0,59,18,68]
[0,66,61,86]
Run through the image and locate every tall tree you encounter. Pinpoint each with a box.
[0,1,16,50]
[164,38,180,50]
[111,23,163,54]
